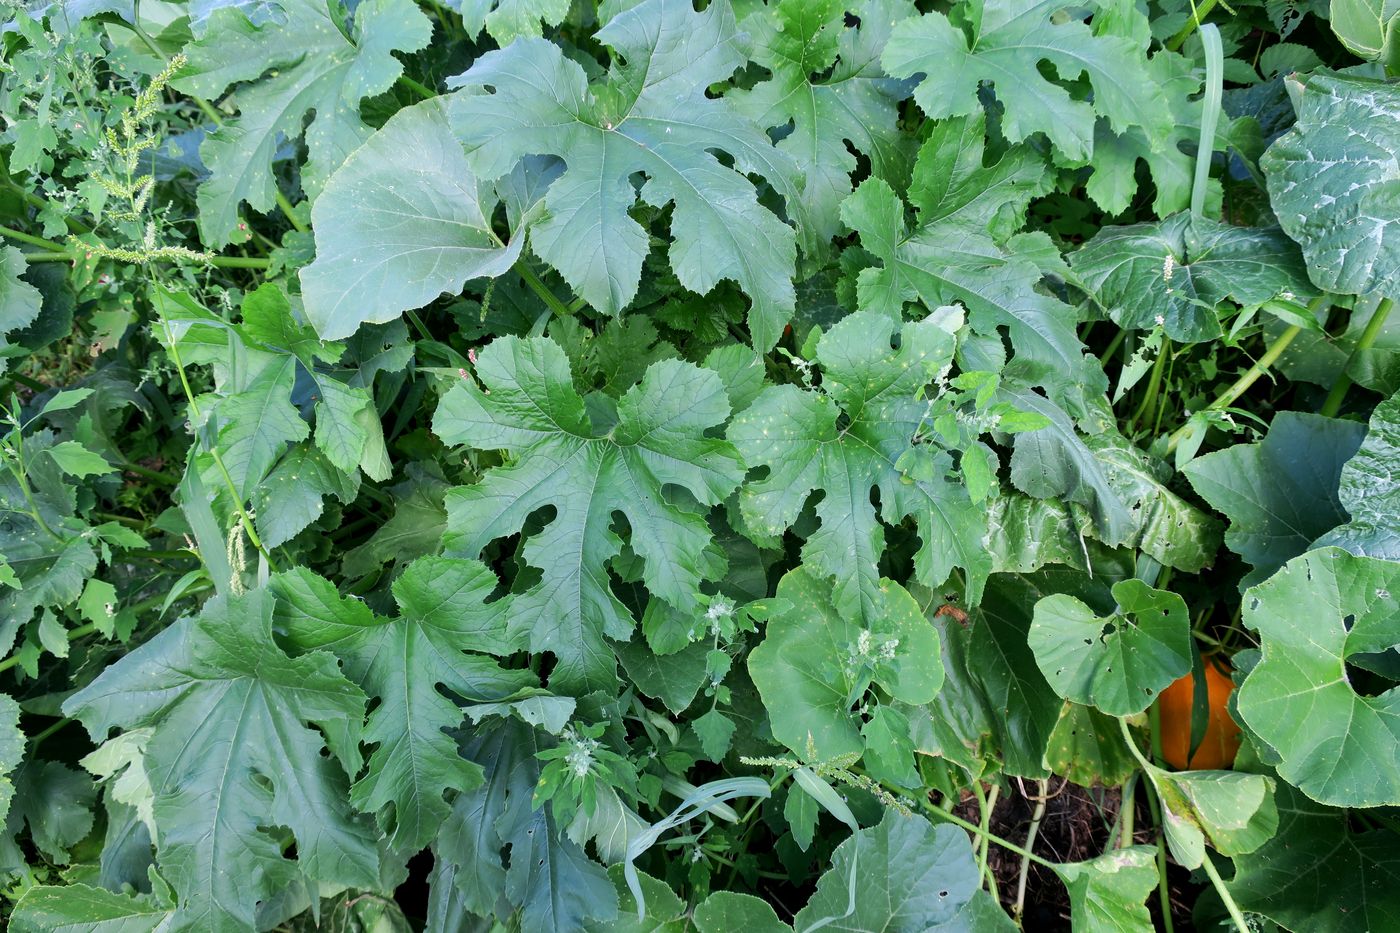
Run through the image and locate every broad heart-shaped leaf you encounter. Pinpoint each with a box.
[451,0,569,45]
[445,0,802,350]
[1330,0,1400,65]
[434,336,743,695]
[1262,72,1400,297]
[1030,580,1191,717]
[301,98,524,341]
[1228,779,1400,933]
[175,0,433,247]
[0,245,42,374]
[10,883,173,933]
[1317,390,1400,560]
[732,0,915,252]
[63,589,379,933]
[1237,547,1400,806]
[1051,848,1158,933]
[270,558,535,851]
[1184,411,1365,587]
[882,0,1170,163]
[1069,213,1315,344]
[435,718,618,932]
[790,811,986,931]
[1151,768,1277,869]
[729,310,990,614]
[839,118,1100,395]
[747,567,941,761]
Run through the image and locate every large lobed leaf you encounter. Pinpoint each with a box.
[434,335,743,694]
[882,0,1170,163]
[63,590,379,932]
[300,98,524,341]
[446,0,802,350]
[177,0,433,246]
[729,310,990,610]
[1237,547,1400,807]
[271,558,534,851]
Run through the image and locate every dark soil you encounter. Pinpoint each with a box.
[954,777,1198,929]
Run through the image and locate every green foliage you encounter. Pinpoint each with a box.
[1,0,1398,929]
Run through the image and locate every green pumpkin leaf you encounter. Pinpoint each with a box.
[301,98,525,341]
[435,336,743,694]
[1042,702,1138,787]
[1070,213,1314,344]
[748,567,941,761]
[63,590,379,932]
[694,891,792,932]
[1051,847,1159,933]
[882,0,1169,163]
[1228,780,1400,932]
[1317,389,1400,560]
[1237,547,1400,806]
[446,0,801,349]
[791,811,990,931]
[177,0,433,245]
[729,310,988,611]
[1184,412,1365,587]
[435,719,619,932]
[1030,579,1192,717]
[1262,73,1400,297]
[732,0,915,252]
[10,883,173,933]
[1152,768,1278,869]
[272,558,533,851]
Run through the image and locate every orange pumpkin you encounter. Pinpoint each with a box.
[1157,655,1242,770]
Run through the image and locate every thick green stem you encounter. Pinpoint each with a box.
[0,224,66,251]
[517,262,573,318]
[1200,853,1250,933]
[397,75,436,100]
[274,190,309,233]
[1166,0,1218,51]
[1166,323,1303,454]
[1320,297,1394,417]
